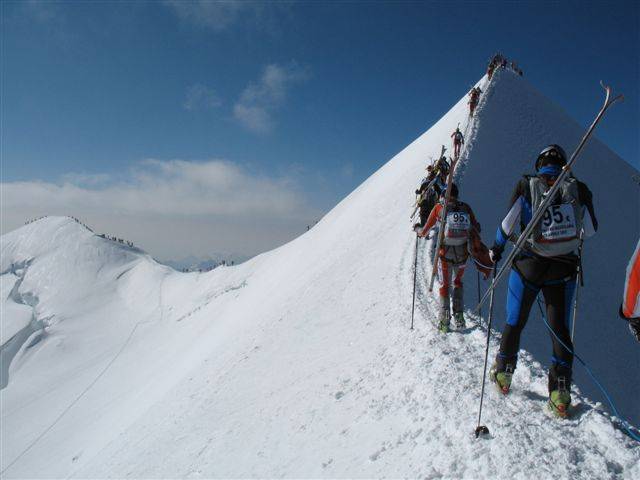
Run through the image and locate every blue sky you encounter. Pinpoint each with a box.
[1,1,638,258]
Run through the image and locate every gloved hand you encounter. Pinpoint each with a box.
[629,318,640,343]
[489,245,503,264]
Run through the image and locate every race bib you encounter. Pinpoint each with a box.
[540,204,577,242]
[445,211,470,238]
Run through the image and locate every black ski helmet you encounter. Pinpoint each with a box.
[535,144,567,171]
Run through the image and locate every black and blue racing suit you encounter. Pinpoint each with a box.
[492,175,597,393]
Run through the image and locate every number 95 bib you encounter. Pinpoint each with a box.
[444,211,470,246]
[539,204,577,242]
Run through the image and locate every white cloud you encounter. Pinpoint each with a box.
[232,104,272,134]
[183,84,222,111]
[233,63,310,133]
[163,0,256,32]
[1,159,321,258]
[60,172,112,186]
[163,0,292,33]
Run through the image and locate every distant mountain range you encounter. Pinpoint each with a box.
[160,254,252,272]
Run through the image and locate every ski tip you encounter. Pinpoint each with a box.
[599,80,624,104]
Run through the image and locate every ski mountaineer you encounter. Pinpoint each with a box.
[413,167,436,229]
[451,128,464,159]
[414,164,447,230]
[487,63,495,81]
[468,87,482,116]
[418,183,492,332]
[435,155,450,178]
[488,144,598,418]
[620,239,640,342]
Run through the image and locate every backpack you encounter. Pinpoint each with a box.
[438,159,450,176]
[442,202,472,247]
[527,176,583,257]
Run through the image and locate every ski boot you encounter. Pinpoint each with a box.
[489,363,514,395]
[453,311,465,330]
[548,377,571,418]
[452,287,464,329]
[438,309,450,334]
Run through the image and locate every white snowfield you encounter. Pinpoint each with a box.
[1,69,639,478]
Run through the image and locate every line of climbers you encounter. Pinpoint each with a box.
[487,52,523,80]
[411,134,638,418]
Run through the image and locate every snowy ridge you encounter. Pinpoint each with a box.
[455,74,500,184]
[2,71,639,478]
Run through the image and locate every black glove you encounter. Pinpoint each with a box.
[489,245,503,264]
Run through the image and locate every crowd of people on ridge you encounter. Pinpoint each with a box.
[487,52,523,80]
[410,62,638,420]
[24,215,139,249]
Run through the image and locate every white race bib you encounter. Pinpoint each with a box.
[445,211,470,238]
[540,204,577,242]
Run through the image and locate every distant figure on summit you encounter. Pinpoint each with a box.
[451,127,464,159]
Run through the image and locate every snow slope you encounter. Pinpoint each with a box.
[1,70,638,478]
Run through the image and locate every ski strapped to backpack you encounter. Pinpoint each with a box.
[527,175,584,256]
[474,81,623,314]
[410,175,438,221]
[428,155,459,292]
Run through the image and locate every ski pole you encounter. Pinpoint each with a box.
[571,231,585,342]
[474,264,498,438]
[477,270,482,320]
[410,234,419,330]
[474,81,622,315]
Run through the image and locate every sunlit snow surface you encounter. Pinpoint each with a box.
[1,70,638,478]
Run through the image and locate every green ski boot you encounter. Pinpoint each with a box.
[548,378,571,418]
[489,363,513,395]
[453,312,465,329]
[438,309,450,333]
